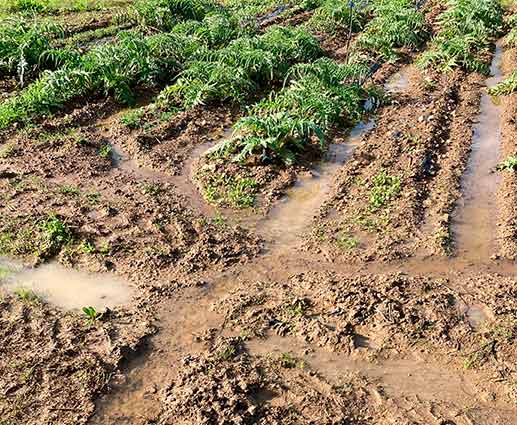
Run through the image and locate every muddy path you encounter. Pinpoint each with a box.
[88,43,517,423]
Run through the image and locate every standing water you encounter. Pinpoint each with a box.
[452,41,505,261]
[256,119,376,251]
[0,259,133,310]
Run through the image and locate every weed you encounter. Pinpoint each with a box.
[82,306,101,327]
[278,352,298,368]
[14,287,40,303]
[39,215,73,257]
[496,156,517,172]
[488,71,517,96]
[79,240,96,254]
[212,210,226,227]
[140,182,162,196]
[201,171,258,208]
[98,144,112,159]
[120,109,144,129]
[0,143,16,158]
[99,241,111,255]
[59,185,80,196]
[85,191,101,204]
[369,170,401,210]
[287,297,309,317]
[336,232,359,250]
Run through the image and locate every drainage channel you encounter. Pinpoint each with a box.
[452,41,505,261]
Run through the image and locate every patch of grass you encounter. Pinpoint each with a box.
[202,171,258,208]
[14,287,40,303]
[488,71,517,96]
[368,170,401,210]
[336,232,359,250]
[120,109,144,129]
[59,185,80,196]
[79,240,96,254]
[496,156,517,172]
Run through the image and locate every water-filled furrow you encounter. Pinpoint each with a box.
[452,41,505,261]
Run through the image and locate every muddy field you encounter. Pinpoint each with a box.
[1,0,517,424]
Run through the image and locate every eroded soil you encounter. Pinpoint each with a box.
[0,2,516,425]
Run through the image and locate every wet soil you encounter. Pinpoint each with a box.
[1,4,516,425]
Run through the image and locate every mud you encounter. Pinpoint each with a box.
[1,259,134,310]
[451,42,505,261]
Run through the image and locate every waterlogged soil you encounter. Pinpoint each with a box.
[1,7,517,425]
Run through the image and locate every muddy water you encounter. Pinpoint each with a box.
[0,259,133,310]
[384,68,410,93]
[256,119,375,251]
[452,42,504,261]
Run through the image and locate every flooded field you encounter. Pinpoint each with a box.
[0,0,516,424]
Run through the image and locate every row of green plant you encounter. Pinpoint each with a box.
[0,17,71,86]
[0,0,256,128]
[417,0,503,73]
[206,0,426,165]
[354,0,428,62]
[155,25,322,109]
[0,0,112,16]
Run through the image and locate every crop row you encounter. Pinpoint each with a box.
[417,0,503,73]
[206,0,429,165]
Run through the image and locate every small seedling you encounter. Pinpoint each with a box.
[59,185,80,196]
[98,144,112,159]
[278,352,298,369]
[496,156,517,172]
[82,306,101,327]
[79,240,96,254]
[14,288,39,303]
[336,233,359,250]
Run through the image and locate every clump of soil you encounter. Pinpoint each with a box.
[158,336,374,425]
[0,294,151,425]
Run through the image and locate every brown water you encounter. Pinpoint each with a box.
[257,119,375,252]
[452,41,504,261]
[384,68,410,93]
[0,259,133,310]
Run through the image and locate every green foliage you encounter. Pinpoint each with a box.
[488,71,517,96]
[496,156,517,172]
[369,170,401,209]
[208,58,371,165]
[39,215,73,256]
[201,172,258,208]
[0,31,200,127]
[157,25,322,109]
[98,144,112,158]
[306,0,367,34]
[0,18,68,85]
[356,0,428,61]
[336,233,359,250]
[120,109,144,129]
[418,0,503,73]
[132,0,218,30]
[0,0,104,15]
[82,306,101,326]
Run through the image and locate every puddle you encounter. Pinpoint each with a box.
[384,68,409,92]
[257,118,375,251]
[0,259,133,310]
[452,41,504,261]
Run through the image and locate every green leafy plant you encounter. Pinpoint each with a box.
[98,144,112,159]
[496,156,517,172]
[14,287,40,303]
[488,71,517,96]
[120,109,144,129]
[336,232,359,250]
[39,215,73,257]
[417,0,503,73]
[82,306,101,327]
[369,170,401,210]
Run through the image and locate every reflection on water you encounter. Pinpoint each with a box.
[0,258,133,310]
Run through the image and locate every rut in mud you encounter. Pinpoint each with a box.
[452,41,505,261]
